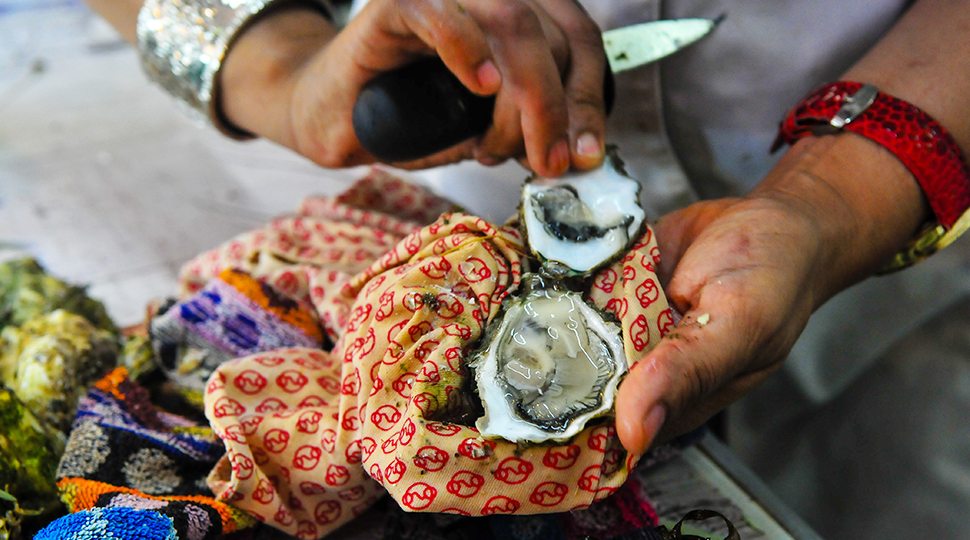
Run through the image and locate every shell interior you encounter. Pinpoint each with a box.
[522,156,645,275]
[472,280,627,443]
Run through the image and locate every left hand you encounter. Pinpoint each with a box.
[613,134,927,456]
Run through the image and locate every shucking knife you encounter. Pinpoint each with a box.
[352,18,719,163]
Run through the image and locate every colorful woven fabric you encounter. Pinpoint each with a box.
[56,367,256,539]
[34,506,179,540]
[151,268,325,401]
[202,211,673,539]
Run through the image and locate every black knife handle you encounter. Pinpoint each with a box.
[352,57,615,163]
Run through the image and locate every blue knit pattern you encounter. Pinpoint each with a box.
[34,507,179,540]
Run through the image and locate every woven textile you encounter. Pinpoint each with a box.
[34,506,179,540]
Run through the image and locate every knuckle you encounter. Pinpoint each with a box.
[486,2,540,36]
[561,16,602,46]
[568,85,604,112]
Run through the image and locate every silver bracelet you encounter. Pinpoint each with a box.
[136,0,331,138]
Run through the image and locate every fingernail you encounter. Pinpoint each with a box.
[476,61,501,92]
[639,404,667,454]
[576,132,602,159]
[547,139,570,175]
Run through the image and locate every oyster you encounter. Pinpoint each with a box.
[521,150,645,275]
[471,275,626,443]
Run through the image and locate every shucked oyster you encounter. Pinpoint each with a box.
[522,150,645,275]
[471,275,626,443]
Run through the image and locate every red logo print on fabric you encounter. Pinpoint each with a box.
[444,346,463,372]
[255,397,287,414]
[232,370,267,395]
[369,463,383,484]
[375,290,395,321]
[605,297,628,319]
[426,422,462,437]
[631,314,650,352]
[482,495,520,515]
[658,308,675,336]
[408,321,433,344]
[252,478,276,505]
[447,470,485,498]
[252,446,271,466]
[459,257,492,283]
[319,429,336,453]
[413,445,449,472]
[205,371,225,395]
[530,482,569,507]
[578,464,603,493]
[221,424,244,443]
[299,481,326,496]
[345,303,372,333]
[240,415,263,435]
[211,396,245,418]
[325,464,351,486]
[381,436,398,455]
[229,451,255,480]
[457,437,495,460]
[587,425,615,453]
[344,438,367,465]
[622,264,637,283]
[338,486,365,501]
[384,458,407,485]
[413,339,440,362]
[276,370,309,393]
[542,444,581,470]
[435,293,463,319]
[341,406,360,431]
[370,404,401,432]
[411,392,438,416]
[296,520,318,540]
[254,355,285,368]
[420,257,452,280]
[273,271,300,297]
[493,456,534,485]
[341,368,361,396]
[392,371,416,399]
[297,410,323,434]
[263,429,290,454]
[636,278,659,309]
[364,274,387,297]
[416,362,440,383]
[293,445,322,471]
[299,395,329,408]
[274,504,294,527]
[314,500,342,526]
[443,323,472,341]
[593,268,618,294]
[402,482,437,511]
[402,291,425,312]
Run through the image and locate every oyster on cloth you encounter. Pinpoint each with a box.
[471,274,627,443]
[521,150,646,276]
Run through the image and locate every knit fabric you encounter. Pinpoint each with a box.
[34,506,179,540]
[151,268,326,402]
[202,211,673,539]
[56,367,256,539]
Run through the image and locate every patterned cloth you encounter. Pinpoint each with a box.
[151,268,326,403]
[201,210,674,538]
[34,506,179,540]
[56,367,256,539]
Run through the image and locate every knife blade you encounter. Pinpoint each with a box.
[352,18,717,163]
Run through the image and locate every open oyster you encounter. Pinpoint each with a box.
[521,150,645,275]
[471,275,626,443]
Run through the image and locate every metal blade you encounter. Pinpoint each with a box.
[604,18,718,73]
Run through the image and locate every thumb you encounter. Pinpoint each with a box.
[614,303,772,457]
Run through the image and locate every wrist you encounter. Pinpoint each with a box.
[753,134,928,304]
[219,5,335,144]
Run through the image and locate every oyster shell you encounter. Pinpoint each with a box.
[471,275,626,443]
[521,150,645,275]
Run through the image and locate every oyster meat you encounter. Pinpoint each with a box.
[522,151,645,275]
[471,275,626,443]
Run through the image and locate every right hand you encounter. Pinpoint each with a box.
[220,0,610,176]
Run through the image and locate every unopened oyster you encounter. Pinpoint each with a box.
[521,150,645,275]
[471,275,626,443]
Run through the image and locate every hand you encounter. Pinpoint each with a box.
[614,135,927,457]
[221,0,609,176]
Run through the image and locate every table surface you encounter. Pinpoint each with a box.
[0,3,819,538]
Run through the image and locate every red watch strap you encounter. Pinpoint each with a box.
[775,81,970,229]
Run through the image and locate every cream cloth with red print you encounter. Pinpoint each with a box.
[195,171,673,539]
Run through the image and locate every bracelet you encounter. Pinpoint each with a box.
[774,81,970,272]
[137,0,331,139]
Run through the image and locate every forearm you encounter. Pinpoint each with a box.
[755,0,970,304]
[85,0,143,43]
